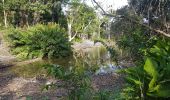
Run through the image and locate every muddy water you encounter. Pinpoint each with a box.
[11,46,118,78]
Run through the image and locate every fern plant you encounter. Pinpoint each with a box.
[6,24,72,59]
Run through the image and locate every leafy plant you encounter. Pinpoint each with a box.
[43,64,93,100]
[122,38,170,99]
[5,24,72,59]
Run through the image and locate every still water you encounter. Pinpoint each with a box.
[11,46,119,78]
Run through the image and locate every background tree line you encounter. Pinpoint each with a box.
[0,0,67,28]
[0,0,109,41]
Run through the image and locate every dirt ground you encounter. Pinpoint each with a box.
[0,66,124,100]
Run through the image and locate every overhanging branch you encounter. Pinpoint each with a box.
[92,0,170,38]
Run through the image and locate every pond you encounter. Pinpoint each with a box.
[0,45,125,99]
[11,45,120,78]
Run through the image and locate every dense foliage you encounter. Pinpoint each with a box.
[121,38,170,99]
[66,1,100,41]
[109,0,170,99]
[6,24,72,59]
[0,0,68,28]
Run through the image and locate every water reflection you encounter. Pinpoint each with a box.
[11,46,119,78]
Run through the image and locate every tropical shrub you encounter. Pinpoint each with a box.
[6,24,72,59]
[121,38,170,99]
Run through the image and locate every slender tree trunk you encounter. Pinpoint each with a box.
[98,23,100,39]
[19,11,23,27]
[3,10,7,28]
[33,12,40,25]
[107,23,111,40]
[33,12,36,25]
[51,0,55,22]
[68,23,72,41]
[22,11,29,27]
[25,12,29,27]
[2,0,7,28]
[97,17,101,39]
[108,33,111,40]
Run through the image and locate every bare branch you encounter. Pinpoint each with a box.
[92,0,170,38]
[92,0,106,14]
[83,20,93,32]
[121,16,170,37]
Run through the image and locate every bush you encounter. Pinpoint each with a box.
[6,24,72,59]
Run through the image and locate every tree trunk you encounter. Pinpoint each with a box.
[98,23,101,39]
[107,23,111,40]
[2,0,7,28]
[68,23,72,41]
[25,12,29,27]
[3,10,7,28]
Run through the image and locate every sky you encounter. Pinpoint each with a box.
[62,0,128,15]
[86,0,128,11]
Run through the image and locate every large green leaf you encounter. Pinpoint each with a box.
[144,58,159,90]
[144,58,158,77]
